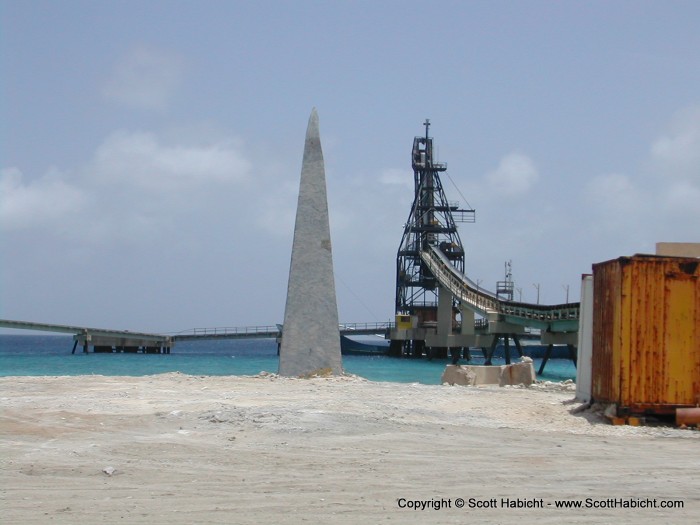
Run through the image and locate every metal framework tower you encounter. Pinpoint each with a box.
[392,120,475,356]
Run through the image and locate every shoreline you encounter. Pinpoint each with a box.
[1,373,698,524]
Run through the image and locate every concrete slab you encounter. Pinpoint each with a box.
[441,359,536,387]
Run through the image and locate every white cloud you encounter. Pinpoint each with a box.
[664,181,700,217]
[102,45,184,111]
[379,167,413,188]
[257,179,298,237]
[90,131,251,193]
[581,106,700,246]
[648,105,700,232]
[1,129,253,243]
[485,152,539,196]
[0,167,86,231]
[585,172,643,213]
[581,171,657,252]
[650,105,700,182]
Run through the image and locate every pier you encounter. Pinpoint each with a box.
[0,319,173,354]
[0,319,395,354]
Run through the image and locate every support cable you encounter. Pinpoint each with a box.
[446,171,474,211]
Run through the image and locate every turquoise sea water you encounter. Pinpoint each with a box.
[0,335,576,384]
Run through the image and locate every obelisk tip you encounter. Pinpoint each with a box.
[306,108,320,137]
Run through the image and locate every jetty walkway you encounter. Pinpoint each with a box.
[0,319,393,353]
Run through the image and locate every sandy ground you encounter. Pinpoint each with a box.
[1,373,698,524]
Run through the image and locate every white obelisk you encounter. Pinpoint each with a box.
[278,109,342,376]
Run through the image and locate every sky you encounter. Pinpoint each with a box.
[1,0,699,334]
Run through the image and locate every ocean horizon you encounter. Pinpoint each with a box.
[0,334,576,385]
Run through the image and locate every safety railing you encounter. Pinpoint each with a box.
[175,322,396,339]
[178,325,281,337]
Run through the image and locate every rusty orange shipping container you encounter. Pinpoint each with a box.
[591,254,700,416]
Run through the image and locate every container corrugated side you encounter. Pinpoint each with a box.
[591,255,700,414]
